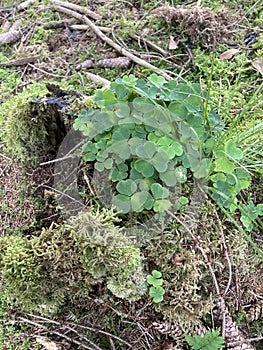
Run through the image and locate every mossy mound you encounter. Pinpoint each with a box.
[0,82,73,164]
[0,208,146,314]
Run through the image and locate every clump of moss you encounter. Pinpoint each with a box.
[0,235,48,310]
[0,209,146,314]
[144,203,262,333]
[0,83,49,163]
[69,210,147,301]
[145,230,213,331]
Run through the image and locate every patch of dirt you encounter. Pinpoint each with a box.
[0,154,56,234]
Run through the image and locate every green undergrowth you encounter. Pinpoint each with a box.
[74,73,263,242]
[0,0,262,346]
[0,204,260,337]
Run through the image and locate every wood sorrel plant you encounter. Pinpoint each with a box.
[74,74,263,251]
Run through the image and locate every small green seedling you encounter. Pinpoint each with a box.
[185,329,225,350]
[147,270,165,303]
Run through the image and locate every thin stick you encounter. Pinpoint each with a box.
[61,325,103,350]
[53,5,172,80]
[17,317,96,350]
[67,322,133,347]
[53,0,101,20]
[228,335,263,346]
[130,34,168,56]
[39,140,85,166]
[214,209,232,296]
[41,184,85,207]
[28,63,69,78]
[0,153,12,161]
[70,24,111,33]
[85,72,110,87]
[23,313,132,347]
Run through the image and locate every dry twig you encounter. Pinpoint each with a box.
[53,0,101,20]
[70,24,111,33]
[17,0,38,10]
[0,55,40,67]
[84,72,110,87]
[214,209,233,296]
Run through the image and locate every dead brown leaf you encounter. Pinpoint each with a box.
[219,48,240,60]
[252,58,263,76]
[36,337,62,350]
[168,36,178,50]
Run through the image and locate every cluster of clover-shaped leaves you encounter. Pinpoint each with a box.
[74,74,216,213]
[146,270,165,303]
[74,74,260,232]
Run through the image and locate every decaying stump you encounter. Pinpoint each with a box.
[30,84,81,160]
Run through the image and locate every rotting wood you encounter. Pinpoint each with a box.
[0,20,22,45]
[53,4,173,80]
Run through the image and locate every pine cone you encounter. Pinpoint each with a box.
[76,59,95,70]
[214,299,257,350]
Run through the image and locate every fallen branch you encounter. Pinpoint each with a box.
[0,55,40,67]
[130,34,168,57]
[69,24,111,33]
[0,20,22,45]
[85,72,110,87]
[17,0,38,10]
[53,0,101,20]
[53,4,172,80]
